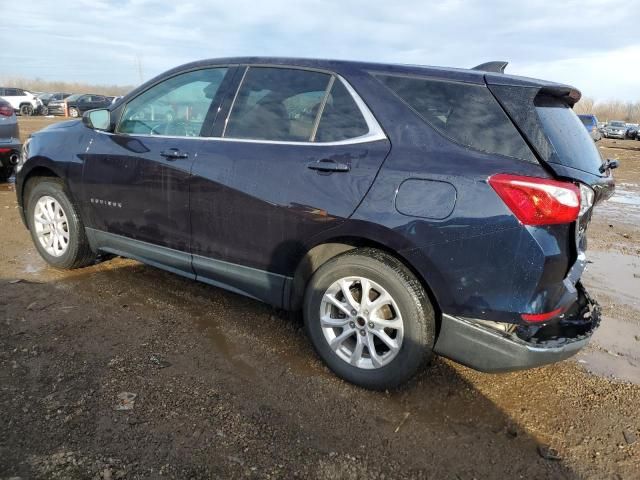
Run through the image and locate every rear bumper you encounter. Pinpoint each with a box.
[434,284,600,372]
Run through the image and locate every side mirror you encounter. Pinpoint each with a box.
[83,109,111,131]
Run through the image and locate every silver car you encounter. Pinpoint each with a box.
[0,98,21,182]
[603,120,628,139]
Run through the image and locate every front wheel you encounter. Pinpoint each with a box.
[25,178,95,269]
[304,248,435,390]
[68,107,79,118]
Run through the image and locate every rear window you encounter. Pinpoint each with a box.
[375,74,535,162]
[578,115,596,127]
[536,100,603,175]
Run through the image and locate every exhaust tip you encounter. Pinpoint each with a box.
[9,153,19,165]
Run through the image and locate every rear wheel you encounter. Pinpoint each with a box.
[304,248,435,390]
[25,178,95,269]
[20,104,34,116]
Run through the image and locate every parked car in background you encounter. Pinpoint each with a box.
[578,114,601,141]
[37,92,72,108]
[0,87,42,116]
[47,94,78,116]
[625,123,638,139]
[65,94,113,118]
[0,98,20,181]
[15,57,613,389]
[603,121,628,139]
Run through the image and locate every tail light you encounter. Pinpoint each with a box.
[0,104,13,117]
[521,307,565,323]
[489,174,580,225]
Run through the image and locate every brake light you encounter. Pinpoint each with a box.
[0,105,13,117]
[488,174,580,225]
[521,307,564,323]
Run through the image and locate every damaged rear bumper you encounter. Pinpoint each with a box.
[434,284,600,373]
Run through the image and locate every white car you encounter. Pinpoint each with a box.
[0,87,42,115]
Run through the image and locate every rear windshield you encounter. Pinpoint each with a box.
[578,115,595,127]
[375,74,535,162]
[536,101,603,175]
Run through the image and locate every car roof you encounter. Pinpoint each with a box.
[153,56,574,88]
[122,56,579,106]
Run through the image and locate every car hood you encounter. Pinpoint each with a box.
[37,119,81,133]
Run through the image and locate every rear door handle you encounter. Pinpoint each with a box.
[307,159,350,173]
[161,149,189,160]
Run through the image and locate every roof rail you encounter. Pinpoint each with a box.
[472,61,508,73]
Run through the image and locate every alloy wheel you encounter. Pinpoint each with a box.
[33,196,70,257]
[319,276,404,369]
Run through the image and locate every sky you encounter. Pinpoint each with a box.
[1,0,638,101]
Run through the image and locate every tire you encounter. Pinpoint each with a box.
[304,248,435,390]
[20,104,34,116]
[25,178,95,269]
[68,107,79,118]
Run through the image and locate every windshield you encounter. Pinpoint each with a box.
[536,102,603,176]
[65,94,82,102]
[609,121,626,127]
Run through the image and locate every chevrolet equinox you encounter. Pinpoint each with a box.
[15,58,615,389]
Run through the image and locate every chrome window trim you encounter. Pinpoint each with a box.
[310,76,335,142]
[109,66,386,146]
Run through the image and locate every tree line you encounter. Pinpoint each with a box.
[574,98,640,123]
[0,76,133,97]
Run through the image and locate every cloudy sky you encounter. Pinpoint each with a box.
[2,0,638,101]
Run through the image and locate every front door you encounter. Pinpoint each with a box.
[190,66,391,304]
[82,67,231,273]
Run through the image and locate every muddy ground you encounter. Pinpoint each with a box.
[1,117,639,479]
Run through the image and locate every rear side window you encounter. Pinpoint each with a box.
[225,67,331,142]
[315,80,368,142]
[224,67,371,143]
[375,74,535,162]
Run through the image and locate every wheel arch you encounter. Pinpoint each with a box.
[20,165,78,229]
[288,236,442,330]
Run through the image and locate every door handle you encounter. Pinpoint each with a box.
[307,159,350,173]
[161,149,189,160]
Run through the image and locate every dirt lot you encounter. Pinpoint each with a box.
[1,117,639,479]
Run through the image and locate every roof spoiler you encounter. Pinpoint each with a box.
[472,61,508,73]
[537,85,582,106]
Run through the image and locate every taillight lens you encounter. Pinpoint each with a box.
[0,105,13,117]
[489,174,580,226]
[521,307,565,323]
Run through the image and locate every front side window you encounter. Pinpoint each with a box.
[118,68,228,137]
[375,73,535,162]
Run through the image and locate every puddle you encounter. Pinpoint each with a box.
[583,251,640,309]
[595,182,640,223]
[196,321,258,379]
[577,316,640,384]
[23,260,46,274]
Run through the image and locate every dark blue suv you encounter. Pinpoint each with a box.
[15,58,615,389]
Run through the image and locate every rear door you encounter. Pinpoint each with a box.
[190,66,390,305]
